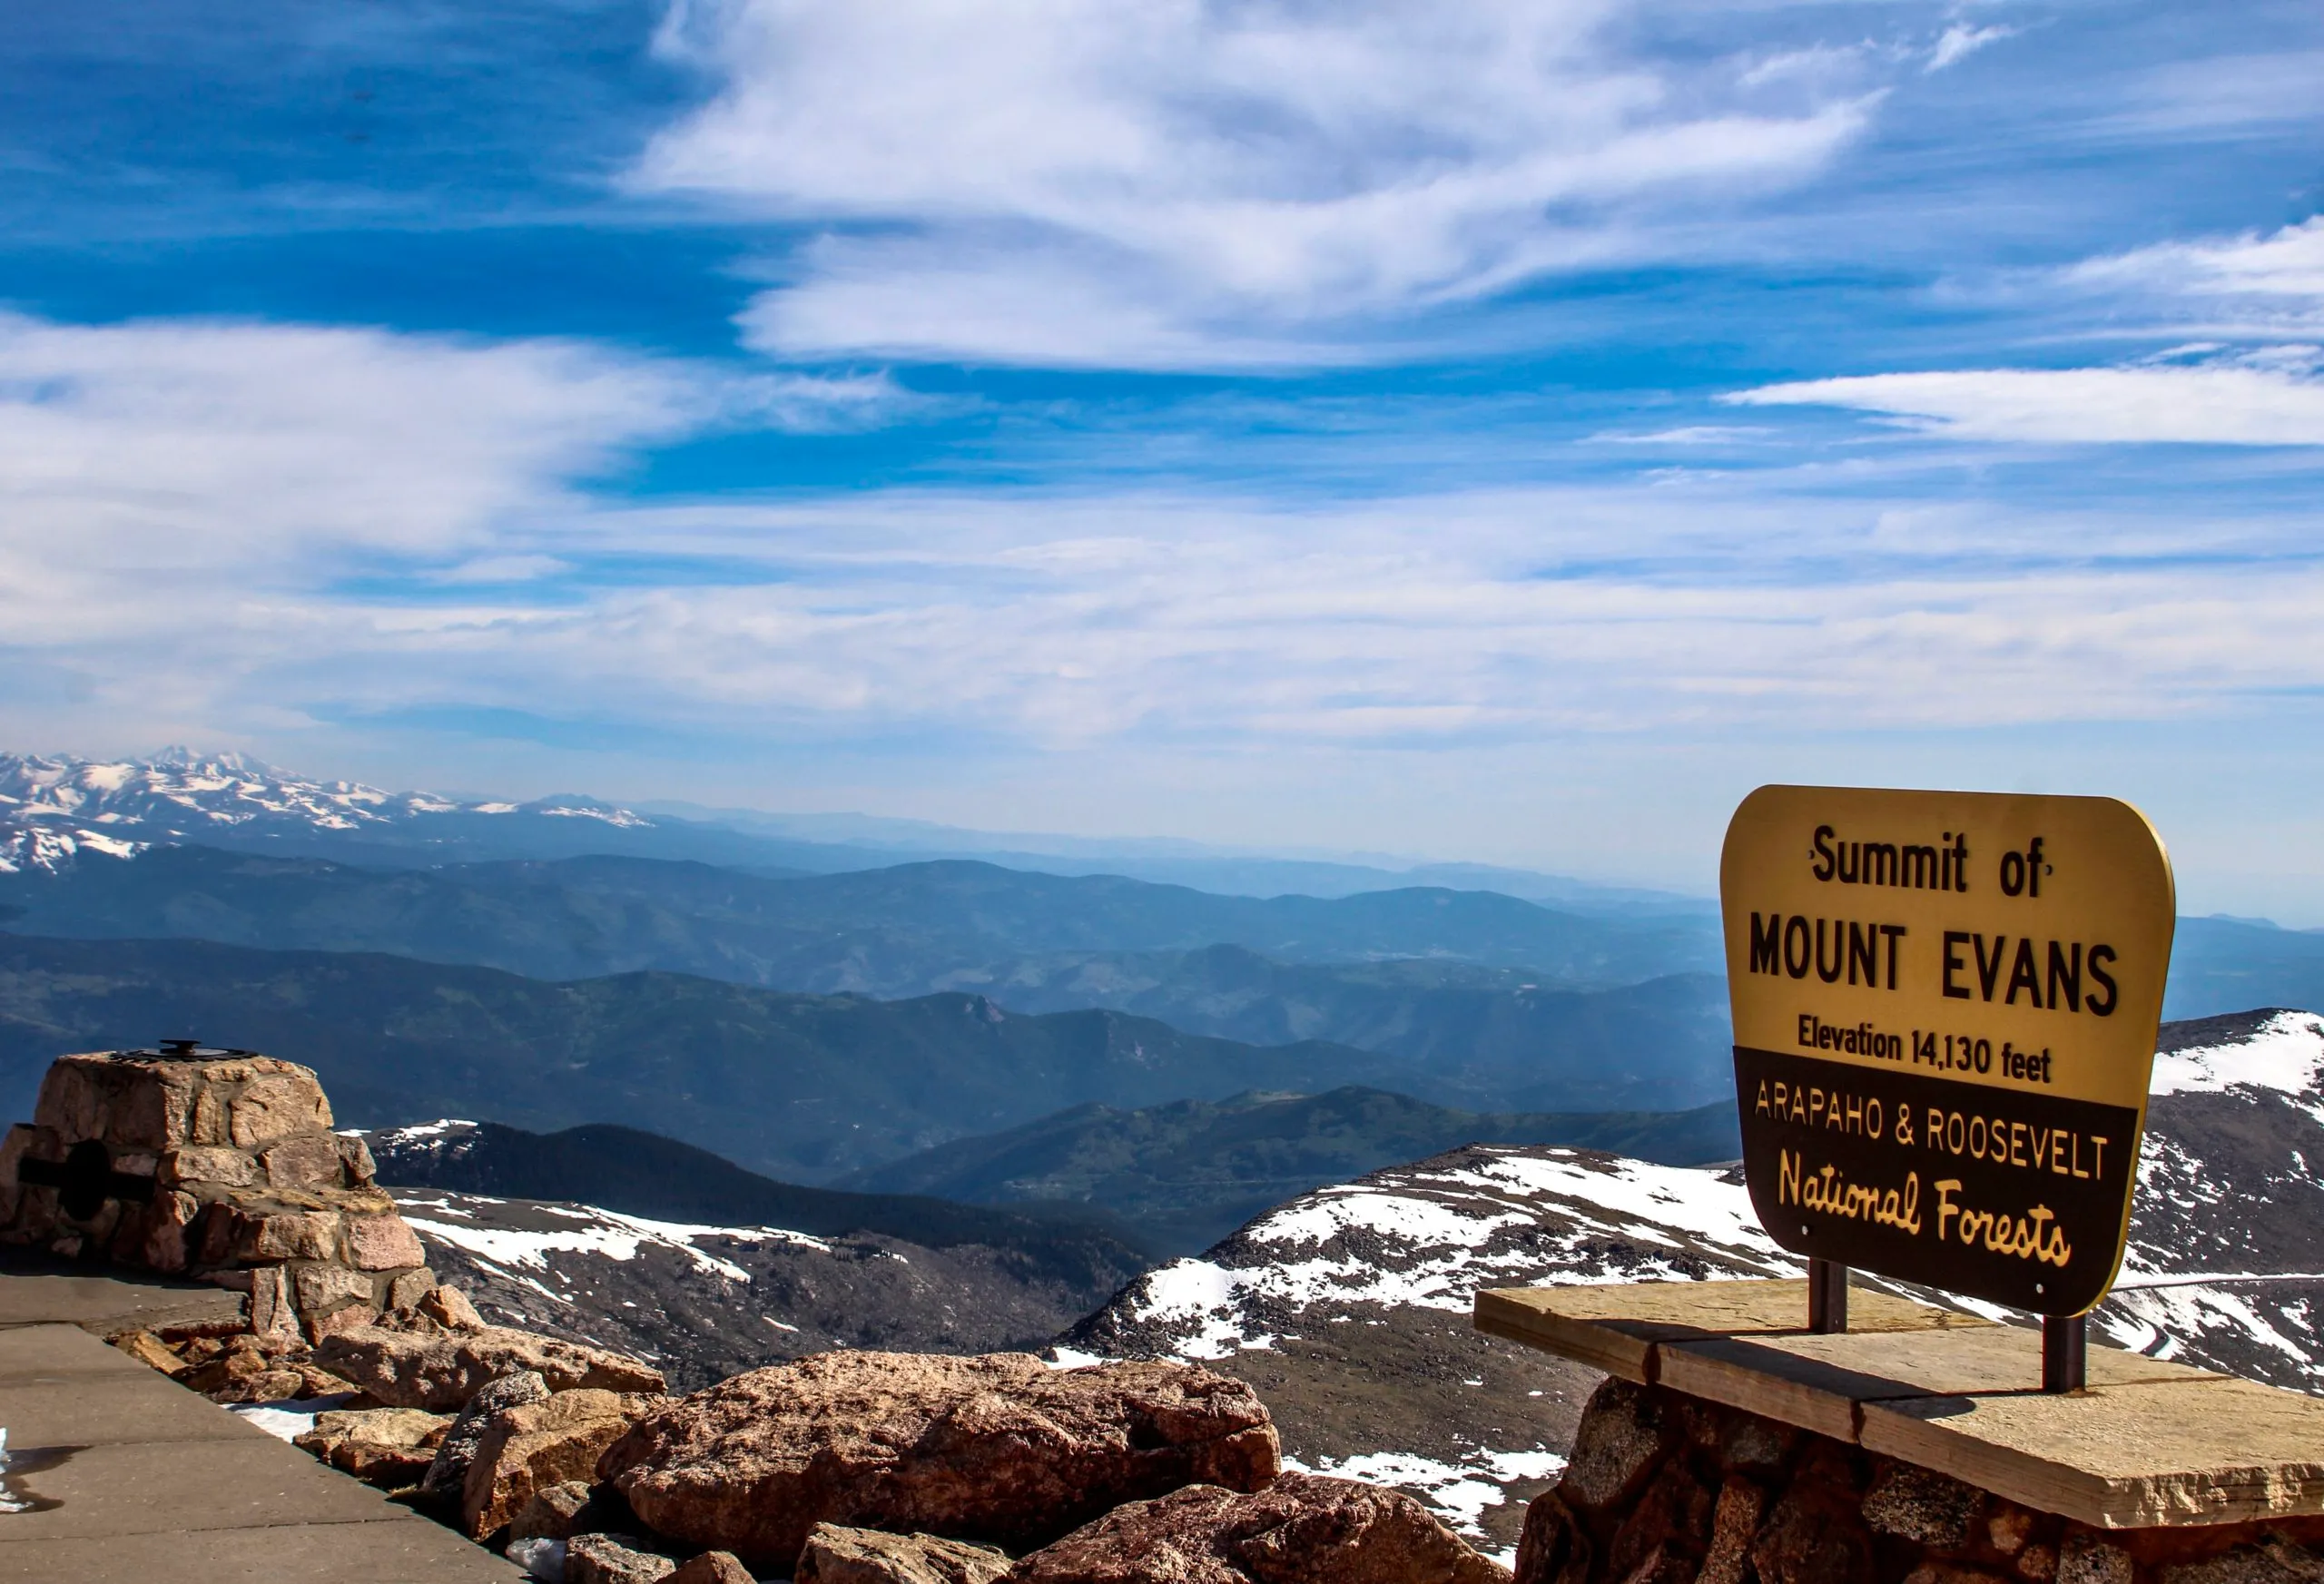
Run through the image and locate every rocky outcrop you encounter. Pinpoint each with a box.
[566,1533,676,1584]
[667,1555,755,1584]
[114,1319,359,1403]
[512,1480,599,1541]
[597,1350,1281,1570]
[1011,1472,1512,1584]
[316,1321,665,1410]
[293,1406,452,1487]
[425,1368,551,1501]
[464,1389,663,1539]
[795,1523,1012,1584]
[0,1047,434,1341]
[1519,1379,2324,1584]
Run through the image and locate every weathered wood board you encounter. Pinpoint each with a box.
[1659,1319,2219,1442]
[1473,1277,1985,1383]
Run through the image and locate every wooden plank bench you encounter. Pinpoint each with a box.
[1476,1277,2324,1529]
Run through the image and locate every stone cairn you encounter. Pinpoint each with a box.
[0,1041,434,1342]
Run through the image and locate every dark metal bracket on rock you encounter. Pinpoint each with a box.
[17,1140,158,1222]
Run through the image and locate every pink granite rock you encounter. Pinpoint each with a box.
[464,1389,660,1539]
[598,1351,1280,1571]
[315,1323,665,1411]
[1013,1472,1512,1584]
[345,1212,427,1270]
[795,1524,1010,1584]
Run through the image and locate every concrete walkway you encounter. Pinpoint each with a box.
[0,1257,519,1582]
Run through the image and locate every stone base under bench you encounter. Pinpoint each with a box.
[1478,1278,2324,1584]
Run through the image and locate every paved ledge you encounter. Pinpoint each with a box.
[1476,1277,2324,1530]
[0,1257,244,1337]
[0,1264,518,1583]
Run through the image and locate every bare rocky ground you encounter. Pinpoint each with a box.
[389,1188,1143,1392]
[387,1176,1612,1560]
[1205,1306,1604,1563]
[1059,1013,2324,1564]
[1059,1142,1792,1563]
[359,1009,2324,1568]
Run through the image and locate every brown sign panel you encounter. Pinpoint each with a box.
[1720,786,2175,1316]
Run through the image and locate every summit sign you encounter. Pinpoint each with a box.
[1720,786,2175,1316]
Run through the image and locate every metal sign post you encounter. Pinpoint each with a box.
[1719,786,2175,1391]
[1807,1258,1848,1333]
[2043,1314,2088,1392]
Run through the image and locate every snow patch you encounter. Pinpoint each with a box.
[227,1393,357,1442]
[2152,1012,2324,1099]
[1437,1152,1790,1258]
[1292,1443,1566,1565]
[399,1199,831,1284]
[1108,1145,1795,1352]
[372,1119,478,1144]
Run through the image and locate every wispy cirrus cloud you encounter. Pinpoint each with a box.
[2065,216,2324,322]
[634,0,1883,368]
[0,311,904,649]
[7,301,2324,916]
[1926,23,2015,74]
[1730,212,2324,446]
[1727,359,2324,447]
[9,310,2322,753]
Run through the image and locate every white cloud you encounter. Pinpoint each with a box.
[1926,23,2014,74]
[0,311,901,667]
[43,474,2324,753]
[1726,361,2324,445]
[431,555,573,585]
[8,312,2324,800]
[235,487,2324,762]
[2067,217,2324,313]
[1586,425,1773,445]
[636,0,1880,368]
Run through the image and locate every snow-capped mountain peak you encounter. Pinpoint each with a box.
[0,750,655,873]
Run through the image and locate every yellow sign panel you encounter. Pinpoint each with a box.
[1719,785,2175,1315]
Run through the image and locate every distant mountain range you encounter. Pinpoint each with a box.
[840,1086,1740,1254]
[0,846,1741,1112]
[0,841,1727,985]
[0,935,1715,1185]
[8,755,2318,1022]
[0,749,1701,910]
[0,933,1424,1179]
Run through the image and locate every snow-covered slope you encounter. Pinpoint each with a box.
[0,749,648,872]
[1063,1008,2324,1561]
[1061,1144,1786,1562]
[389,1186,1143,1392]
[2105,1008,2324,1385]
[1071,1146,1787,1363]
[2148,1008,2324,1105]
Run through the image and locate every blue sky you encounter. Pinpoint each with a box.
[4,0,2323,916]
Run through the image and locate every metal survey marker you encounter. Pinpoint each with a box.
[1720,785,2175,1319]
